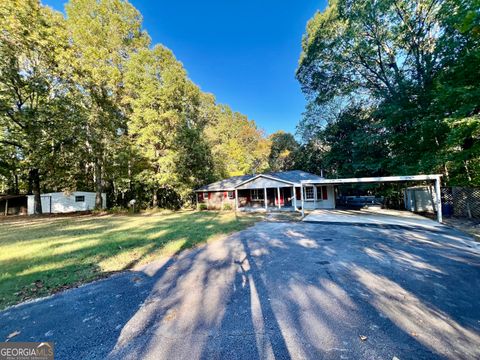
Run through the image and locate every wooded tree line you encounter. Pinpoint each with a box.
[0,0,272,212]
[295,0,480,186]
[1,0,478,213]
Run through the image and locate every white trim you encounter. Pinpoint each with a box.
[304,186,315,201]
[235,174,295,188]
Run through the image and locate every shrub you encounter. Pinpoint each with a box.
[109,206,130,214]
[222,203,233,211]
[198,204,208,211]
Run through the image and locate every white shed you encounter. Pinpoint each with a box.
[404,186,437,213]
[27,191,106,215]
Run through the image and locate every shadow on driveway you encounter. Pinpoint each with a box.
[1,220,480,359]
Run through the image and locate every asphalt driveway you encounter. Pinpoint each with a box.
[1,217,480,359]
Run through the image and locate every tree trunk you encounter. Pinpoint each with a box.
[14,174,19,195]
[94,159,103,209]
[29,168,42,215]
[152,190,158,208]
[27,173,33,195]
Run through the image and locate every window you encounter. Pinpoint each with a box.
[203,192,209,201]
[75,195,85,202]
[304,187,314,200]
[228,191,235,199]
[251,189,264,200]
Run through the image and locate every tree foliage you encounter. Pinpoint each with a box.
[0,0,272,209]
[297,0,480,185]
[0,0,80,212]
[204,103,270,177]
[268,131,299,171]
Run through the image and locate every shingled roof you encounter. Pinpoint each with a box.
[196,170,323,191]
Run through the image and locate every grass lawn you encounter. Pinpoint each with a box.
[0,210,261,309]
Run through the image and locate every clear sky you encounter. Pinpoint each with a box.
[42,0,326,136]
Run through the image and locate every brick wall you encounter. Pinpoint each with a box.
[198,191,236,210]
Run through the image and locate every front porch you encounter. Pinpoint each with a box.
[236,187,298,212]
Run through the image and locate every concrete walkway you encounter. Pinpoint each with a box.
[1,220,480,359]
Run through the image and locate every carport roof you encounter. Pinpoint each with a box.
[300,174,442,185]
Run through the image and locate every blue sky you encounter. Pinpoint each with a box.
[42,0,326,136]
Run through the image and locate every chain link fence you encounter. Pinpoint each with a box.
[441,187,480,218]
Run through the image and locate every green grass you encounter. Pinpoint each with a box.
[0,210,261,309]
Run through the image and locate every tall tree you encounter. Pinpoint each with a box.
[65,0,149,208]
[205,105,270,177]
[0,0,273,210]
[0,0,77,213]
[268,131,299,171]
[435,0,480,185]
[297,0,479,183]
[125,45,214,206]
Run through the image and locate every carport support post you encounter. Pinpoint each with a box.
[292,186,297,211]
[4,199,7,216]
[435,176,442,223]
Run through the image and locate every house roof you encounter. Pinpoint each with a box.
[196,170,324,191]
[196,174,255,191]
[267,170,324,184]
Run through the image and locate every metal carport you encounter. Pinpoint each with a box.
[300,174,443,222]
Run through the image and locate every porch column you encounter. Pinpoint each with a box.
[301,184,305,217]
[292,186,297,211]
[435,176,442,223]
[4,199,8,216]
[277,187,281,209]
[264,187,267,210]
[313,186,317,209]
[235,189,239,211]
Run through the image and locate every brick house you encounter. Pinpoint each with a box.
[195,170,335,211]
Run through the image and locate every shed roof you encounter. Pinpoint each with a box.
[196,170,324,191]
[0,194,27,200]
